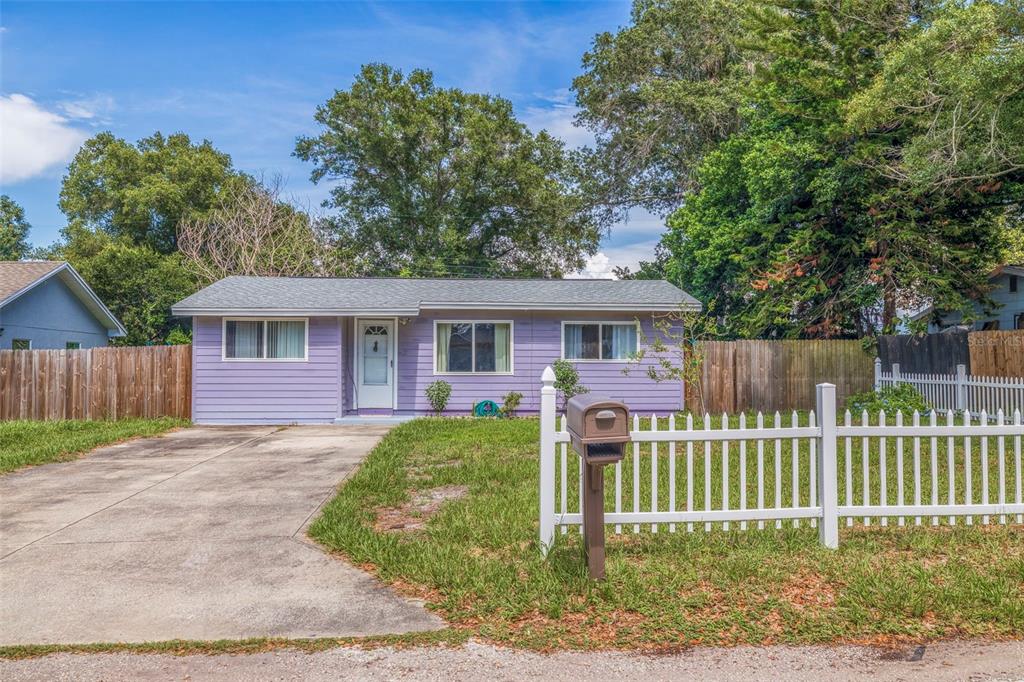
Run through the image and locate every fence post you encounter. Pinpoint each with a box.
[874,357,881,391]
[892,363,901,386]
[816,382,839,549]
[539,366,557,556]
[956,363,967,412]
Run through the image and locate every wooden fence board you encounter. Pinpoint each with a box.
[690,339,874,414]
[0,345,192,421]
[969,330,1024,377]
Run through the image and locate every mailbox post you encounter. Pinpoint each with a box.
[566,395,630,579]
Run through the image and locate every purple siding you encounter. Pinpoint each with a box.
[191,311,683,423]
[395,311,682,415]
[192,316,341,424]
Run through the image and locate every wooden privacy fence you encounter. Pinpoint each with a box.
[878,330,1024,377]
[538,369,1024,554]
[969,330,1024,377]
[0,345,191,421]
[689,339,874,414]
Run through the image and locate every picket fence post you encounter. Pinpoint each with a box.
[892,363,901,386]
[873,357,882,391]
[539,366,557,556]
[816,383,839,549]
[955,363,967,412]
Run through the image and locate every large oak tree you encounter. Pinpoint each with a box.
[295,64,600,278]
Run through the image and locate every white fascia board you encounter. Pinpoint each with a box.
[418,301,703,312]
[170,307,422,317]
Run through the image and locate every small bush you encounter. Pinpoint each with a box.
[500,391,523,418]
[846,383,929,415]
[425,380,452,416]
[165,327,192,345]
[552,359,588,411]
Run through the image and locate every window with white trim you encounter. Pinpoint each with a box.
[563,322,637,361]
[66,341,81,350]
[12,339,31,351]
[435,322,512,373]
[224,319,307,360]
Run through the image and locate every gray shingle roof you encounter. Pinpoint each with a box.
[171,276,701,315]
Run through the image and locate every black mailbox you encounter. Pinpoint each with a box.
[566,395,630,579]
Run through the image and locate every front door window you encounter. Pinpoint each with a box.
[362,325,389,385]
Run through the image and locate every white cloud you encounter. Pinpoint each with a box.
[569,240,662,279]
[0,94,87,184]
[58,94,116,122]
[520,103,593,149]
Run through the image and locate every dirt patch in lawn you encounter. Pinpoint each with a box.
[375,485,469,532]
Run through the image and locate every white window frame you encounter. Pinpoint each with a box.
[12,338,32,350]
[66,341,82,350]
[221,317,309,362]
[432,319,515,375]
[560,320,641,363]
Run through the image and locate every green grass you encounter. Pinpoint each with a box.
[309,417,1024,650]
[0,630,466,660]
[0,418,187,474]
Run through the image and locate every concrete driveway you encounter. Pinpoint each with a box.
[0,425,443,645]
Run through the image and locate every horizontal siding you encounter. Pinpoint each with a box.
[192,311,685,423]
[397,311,682,414]
[192,316,341,424]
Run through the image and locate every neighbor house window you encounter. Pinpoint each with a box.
[563,322,638,361]
[223,319,307,360]
[12,339,31,350]
[66,341,81,350]
[435,321,512,373]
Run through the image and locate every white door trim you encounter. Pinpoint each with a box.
[352,317,398,409]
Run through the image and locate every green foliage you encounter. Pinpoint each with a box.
[48,225,196,346]
[296,63,600,277]
[500,391,523,418]
[581,0,1021,338]
[625,310,714,413]
[0,195,31,261]
[572,0,749,227]
[59,131,244,254]
[165,327,192,345]
[846,384,930,416]
[551,359,588,411]
[425,380,453,416]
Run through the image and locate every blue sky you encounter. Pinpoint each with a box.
[0,1,665,276]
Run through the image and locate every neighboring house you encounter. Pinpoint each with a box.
[0,261,126,350]
[171,277,702,424]
[910,265,1024,332]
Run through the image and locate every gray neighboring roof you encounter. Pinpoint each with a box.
[0,261,126,336]
[171,276,702,316]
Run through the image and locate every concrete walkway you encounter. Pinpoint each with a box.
[0,425,443,645]
[2,640,1022,681]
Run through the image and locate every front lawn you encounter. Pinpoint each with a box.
[0,418,186,474]
[310,417,1024,649]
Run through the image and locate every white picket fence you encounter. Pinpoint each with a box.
[875,358,1024,416]
[538,368,1024,554]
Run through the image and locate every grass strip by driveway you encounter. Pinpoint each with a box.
[309,417,1024,650]
[0,418,187,474]
[0,630,466,660]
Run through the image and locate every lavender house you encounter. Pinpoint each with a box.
[171,277,701,424]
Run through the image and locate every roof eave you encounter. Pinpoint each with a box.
[171,301,703,317]
[0,262,127,335]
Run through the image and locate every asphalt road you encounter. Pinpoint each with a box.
[2,640,1022,681]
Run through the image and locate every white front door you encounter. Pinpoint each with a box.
[357,320,394,408]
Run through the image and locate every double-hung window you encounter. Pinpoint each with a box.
[435,321,512,373]
[223,319,307,360]
[563,322,638,361]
